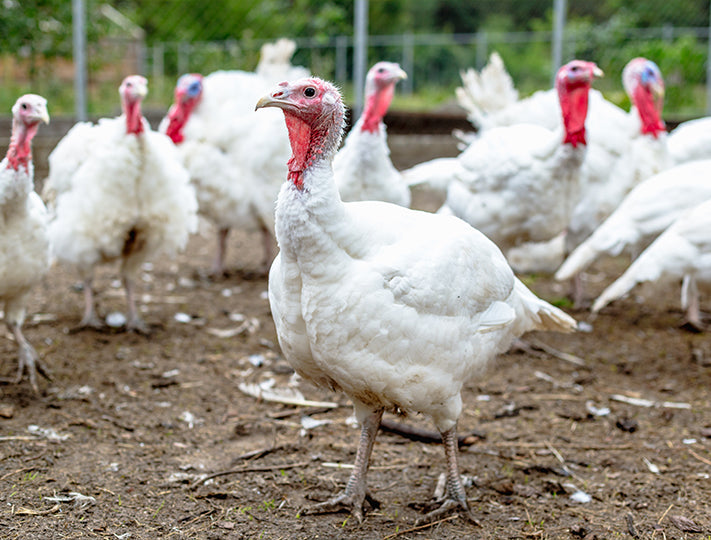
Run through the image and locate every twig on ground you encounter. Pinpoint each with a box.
[524,337,586,366]
[626,513,640,538]
[379,417,484,447]
[0,466,37,482]
[13,504,61,516]
[381,513,460,539]
[657,503,674,525]
[189,460,311,490]
[688,448,711,467]
[610,394,691,409]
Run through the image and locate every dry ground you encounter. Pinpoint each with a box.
[0,135,709,539]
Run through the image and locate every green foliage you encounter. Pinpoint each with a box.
[0,1,709,115]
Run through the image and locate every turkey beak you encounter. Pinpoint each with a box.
[394,67,407,81]
[256,85,292,112]
[651,80,665,100]
[592,64,604,79]
[38,105,50,125]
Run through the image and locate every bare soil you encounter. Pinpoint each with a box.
[0,135,710,539]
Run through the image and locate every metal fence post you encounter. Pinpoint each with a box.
[552,0,566,84]
[72,0,88,121]
[476,30,488,69]
[353,0,368,119]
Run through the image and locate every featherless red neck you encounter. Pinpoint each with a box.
[124,99,144,135]
[6,120,39,172]
[164,100,197,144]
[360,84,395,133]
[633,84,665,138]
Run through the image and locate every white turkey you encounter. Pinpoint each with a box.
[44,75,198,332]
[0,94,50,392]
[591,197,711,331]
[333,61,409,206]
[555,159,711,288]
[438,60,602,253]
[257,77,576,524]
[161,39,308,275]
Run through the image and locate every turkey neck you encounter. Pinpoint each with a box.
[360,83,395,134]
[275,107,349,267]
[6,119,39,172]
[632,85,665,138]
[164,98,199,144]
[123,99,145,135]
[558,84,590,147]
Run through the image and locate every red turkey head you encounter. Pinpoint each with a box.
[555,60,603,147]
[6,94,49,171]
[164,73,204,144]
[361,61,407,133]
[623,57,665,138]
[255,78,345,190]
[119,75,148,135]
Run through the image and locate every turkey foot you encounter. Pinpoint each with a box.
[0,333,52,393]
[126,316,151,335]
[415,426,481,527]
[415,495,480,526]
[302,489,380,523]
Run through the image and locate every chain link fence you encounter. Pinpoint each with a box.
[1,1,710,118]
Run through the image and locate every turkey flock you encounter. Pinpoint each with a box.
[3,37,711,524]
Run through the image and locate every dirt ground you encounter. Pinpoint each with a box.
[1,136,710,540]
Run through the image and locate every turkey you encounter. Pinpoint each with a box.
[438,60,602,253]
[160,39,308,275]
[333,61,409,206]
[591,197,711,331]
[0,95,50,392]
[555,159,711,288]
[257,77,576,524]
[44,75,198,332]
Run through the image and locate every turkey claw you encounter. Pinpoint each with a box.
[126,317,151,335]
[301,490,379,523]
[415,497,481,527]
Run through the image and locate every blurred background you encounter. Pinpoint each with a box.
[1,0,710,120]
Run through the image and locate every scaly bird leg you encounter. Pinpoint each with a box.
[416,425,480,526]
[4,322,51,393]
[124,276,149,334]
[302,408,383,523]
[210,227,230,277]
[78,276,104,329]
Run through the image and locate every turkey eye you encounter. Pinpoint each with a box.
[304,87,316,98]
[21,103,28,110]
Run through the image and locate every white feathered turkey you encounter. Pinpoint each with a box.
[0,95,50,391]
[161,39,308,275]
[333,61,409,206]
[591,197,711,331]
[257,77,576,524]
[437,60,602,253]
[555,159,711,289]
[44,75,198,332]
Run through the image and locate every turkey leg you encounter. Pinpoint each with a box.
[303,408,383,523]
[415,425,480,525]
